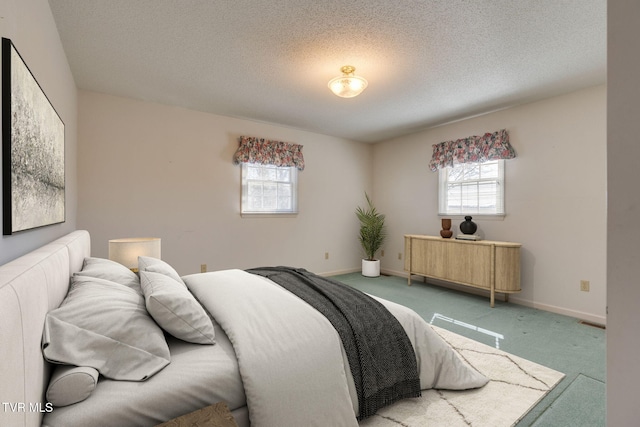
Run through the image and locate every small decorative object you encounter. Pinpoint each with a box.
[459,216,478,235]
[440,218,453,238]
[2,38,65,235]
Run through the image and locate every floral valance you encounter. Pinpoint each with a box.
[428,129,516,172]
[233,136,305,171]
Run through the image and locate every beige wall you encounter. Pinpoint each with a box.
[0,0,78,265]
[373,86,607,324]
[78,87,607,324]
[607,0,640,424]
[78,91,371,275]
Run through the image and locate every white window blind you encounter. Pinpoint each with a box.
[439,160,505,215]
[241,163,298,215]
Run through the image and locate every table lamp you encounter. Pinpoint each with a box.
[108,237,161,272]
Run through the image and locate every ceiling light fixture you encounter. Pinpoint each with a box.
[328,65,368,98]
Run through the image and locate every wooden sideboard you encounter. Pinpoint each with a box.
[404,234,521,307]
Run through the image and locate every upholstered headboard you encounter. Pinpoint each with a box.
[0,230,90,427]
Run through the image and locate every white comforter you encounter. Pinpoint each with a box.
[184,269,488,427]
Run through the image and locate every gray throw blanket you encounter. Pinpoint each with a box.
[246,266,421,420]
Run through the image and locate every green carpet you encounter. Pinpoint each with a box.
[531,374,605,427]
[334,273,606,427]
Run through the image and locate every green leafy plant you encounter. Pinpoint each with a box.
[355,193,387,261]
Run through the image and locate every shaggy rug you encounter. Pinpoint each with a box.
[359,326,565,427]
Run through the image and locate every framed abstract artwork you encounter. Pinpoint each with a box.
[2,38,65,235]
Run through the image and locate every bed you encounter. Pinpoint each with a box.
[0,230,488,427]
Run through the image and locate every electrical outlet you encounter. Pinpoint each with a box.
[201,264,207,273]
[398,252,402,260]
[324,252,329,260]
[381,250,385,257]
[580,280,590,292]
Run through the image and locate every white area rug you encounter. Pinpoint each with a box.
[359,326,565,427]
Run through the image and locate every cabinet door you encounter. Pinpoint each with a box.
[495,246,521,292]
[420,239,447,279]
[405,237,447,278]
[445,243,491,288]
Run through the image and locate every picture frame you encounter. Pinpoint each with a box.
[2,37,65,235]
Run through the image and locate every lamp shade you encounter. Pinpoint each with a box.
[108,237,161,270]
[328,65,368,98]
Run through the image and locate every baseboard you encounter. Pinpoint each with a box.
[508,297,607,326]
[379,269,607,326]
[320,267,361,277]
[381,268,409,278]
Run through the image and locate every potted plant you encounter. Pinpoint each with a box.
[355,193,387,277]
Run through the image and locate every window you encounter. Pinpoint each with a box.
[439,160,505,216]
[241,163,298,215]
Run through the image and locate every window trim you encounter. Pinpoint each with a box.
[240,163,299,216]
[438,159,506,218]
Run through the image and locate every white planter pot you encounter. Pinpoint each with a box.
[361,259,380,277]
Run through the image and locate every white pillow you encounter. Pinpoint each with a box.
[74,257,140,292]
[140,270,215,345]
[43,275,171,381]
[138,256,185,286]
[46,365,99,407]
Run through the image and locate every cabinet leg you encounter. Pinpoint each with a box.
[490,289,495,308]
[505,294,509,303]
[407,274,412,286]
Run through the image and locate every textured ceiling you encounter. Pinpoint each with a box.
[48,0,606,143]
